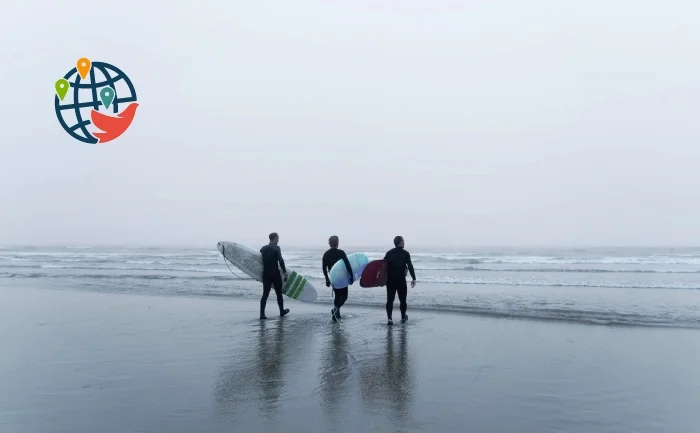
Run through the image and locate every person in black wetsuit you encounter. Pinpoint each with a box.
[259,232,290,319]
[384,235,416,325]
[322,236,354,321]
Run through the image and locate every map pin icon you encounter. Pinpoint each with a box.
[99,87,115,109]
[55,78,70,101]
[77,58,91,80]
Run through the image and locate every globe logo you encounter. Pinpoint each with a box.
[54,57,138,144]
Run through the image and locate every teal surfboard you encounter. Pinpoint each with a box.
[329,252,369,289]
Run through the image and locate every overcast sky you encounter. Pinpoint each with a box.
[0,0,699,248]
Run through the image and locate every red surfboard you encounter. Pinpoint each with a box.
[360,259,387,287]
[360,259,408,288]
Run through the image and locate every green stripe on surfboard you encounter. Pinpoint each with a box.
[288,274,301,299]
[291,273,306,299]
[281,271,307,299]
[282,271,297,295]
[289,273,302,299]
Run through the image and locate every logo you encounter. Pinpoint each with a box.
[54,57,138,144]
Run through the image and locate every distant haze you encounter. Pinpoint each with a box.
[1,1,699,248]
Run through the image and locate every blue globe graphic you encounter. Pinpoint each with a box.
[54,61,138,144]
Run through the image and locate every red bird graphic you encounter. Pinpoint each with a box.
[90,102,139,143]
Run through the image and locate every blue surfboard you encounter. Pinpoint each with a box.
[329,252,369,289]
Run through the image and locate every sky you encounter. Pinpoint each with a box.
[0,0,699,248]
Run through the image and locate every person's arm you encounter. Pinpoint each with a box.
[276,246,287,274]
[406,251,416,281]
[341,251,354,284]
[322,253,330,286]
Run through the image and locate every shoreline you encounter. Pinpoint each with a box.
[3,280,698,331]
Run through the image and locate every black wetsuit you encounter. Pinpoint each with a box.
[322,248,354,311]
[260,243,286,315]
[384,247,416,320]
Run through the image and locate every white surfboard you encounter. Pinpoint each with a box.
[216,241,317,302]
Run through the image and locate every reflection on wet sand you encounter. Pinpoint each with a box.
[317,325,353,427]
[358,325,414,426]
[214,315,416,429]
[213,318,315,421]
[254,319,285,416]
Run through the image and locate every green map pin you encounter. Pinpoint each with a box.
[100,87,115,109]
[55,78,69,100]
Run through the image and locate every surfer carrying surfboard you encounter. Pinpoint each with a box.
[259,232,291,319]
[322,236,354,321]
[384,236,416,325]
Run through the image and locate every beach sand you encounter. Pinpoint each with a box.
[1,286,699,433]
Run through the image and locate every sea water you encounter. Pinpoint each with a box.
[1,245,699,328]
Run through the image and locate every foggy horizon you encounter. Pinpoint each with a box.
[3,241,700,251]
[2,0,699,248]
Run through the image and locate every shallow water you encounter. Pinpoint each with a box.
[1,287,699,433]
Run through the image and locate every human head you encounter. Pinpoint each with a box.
[328,236,339,248]
[269,232,279,244]
[393,236,404,248]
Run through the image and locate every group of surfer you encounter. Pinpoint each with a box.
[259,233,417,325]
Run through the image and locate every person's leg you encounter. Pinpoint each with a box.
[272,274,288,316]
[335,287,348,309]
[397,281,408,320]
[386,282,397,321]
[260,277,272,318]
[331,288,341,320]
[333,287,348,319]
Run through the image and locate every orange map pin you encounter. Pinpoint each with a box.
[76,58,91,79]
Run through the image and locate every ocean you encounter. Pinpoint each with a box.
[1,245,699,328]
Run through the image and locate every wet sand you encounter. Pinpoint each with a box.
[1,286,699,433]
